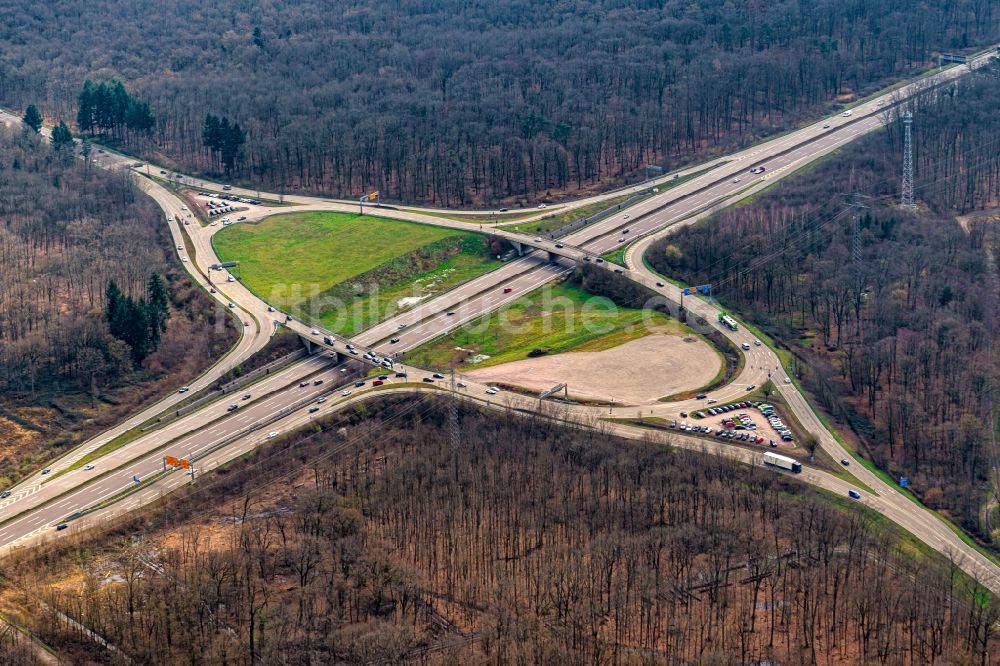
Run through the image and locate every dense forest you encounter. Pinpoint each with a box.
[0,125,237,487]
[1,396,996,665]
[0,0,996,204]
[648,70,1000,539]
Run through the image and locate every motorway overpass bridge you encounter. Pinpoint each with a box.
[283,320,399,371]
[490,230,596,263]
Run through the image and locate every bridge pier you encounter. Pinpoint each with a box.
[299,336,314,354]
[511,241,525,257]
[300,335,341,363]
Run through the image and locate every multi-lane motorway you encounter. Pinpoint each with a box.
[3,49,1000,592]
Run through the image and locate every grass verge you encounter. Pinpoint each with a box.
[213,211,500,334]
[508,193,638,235]
[404,282,685,371]
[213,211,469,305]
[310,235,503,336]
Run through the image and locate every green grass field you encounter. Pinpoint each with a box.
[405,282,685,370]
[509,193,638,235]
[400,208,541,224]
[600,246,628,265]
[315,235,503,336]
[213,211,501,334]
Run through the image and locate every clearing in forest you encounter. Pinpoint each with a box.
[466,333,720,405]
[407,282,721,402]
[213,211,501,335]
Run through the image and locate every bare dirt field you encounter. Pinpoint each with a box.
[466,333,720,405]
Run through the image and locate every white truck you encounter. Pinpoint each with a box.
[763,451,802,473]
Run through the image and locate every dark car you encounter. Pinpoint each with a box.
[433,373,445,379]
[56,523,68,531]
[309,406,320,413]
[423,377,435,383]
[314,379,324,385]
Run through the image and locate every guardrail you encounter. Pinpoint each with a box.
[218,348,309,392]
[548,189,653,239]
[142,349,312,431]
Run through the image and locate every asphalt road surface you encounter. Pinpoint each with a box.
[2,49,1000,593]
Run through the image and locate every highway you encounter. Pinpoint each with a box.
[2,49,1000,593]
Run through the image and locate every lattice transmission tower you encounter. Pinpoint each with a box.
[901,111,916,209]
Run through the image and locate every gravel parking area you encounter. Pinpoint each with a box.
[466,333,720,405]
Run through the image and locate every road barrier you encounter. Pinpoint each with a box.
[142,349,312,431]
[218,348,309,392]
[549,189,653,239]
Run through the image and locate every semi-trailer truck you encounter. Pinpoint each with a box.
[763,451,802,473]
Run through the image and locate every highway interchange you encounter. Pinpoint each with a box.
[2,48,1000,593]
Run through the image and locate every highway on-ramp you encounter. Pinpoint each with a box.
[2,49,999,594]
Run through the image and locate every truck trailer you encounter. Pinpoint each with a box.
[763,451,802,473]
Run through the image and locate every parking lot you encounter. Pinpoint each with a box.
[185,190,270,228]
[667,399,795,450]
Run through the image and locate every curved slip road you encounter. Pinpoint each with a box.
[2,49,999,592]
